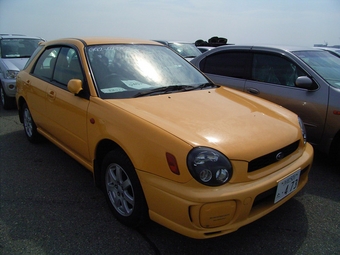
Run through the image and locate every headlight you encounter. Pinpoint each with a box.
[5,70,19,79]
[298,117,307,144]
[187,147,232,186]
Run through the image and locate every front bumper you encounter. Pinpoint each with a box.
[137,143,313,239]
[1,78,16,97]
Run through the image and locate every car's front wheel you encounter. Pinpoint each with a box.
[102,150,148,227]
[22,102,40,143]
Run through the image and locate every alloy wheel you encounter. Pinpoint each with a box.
[106,163,135,216]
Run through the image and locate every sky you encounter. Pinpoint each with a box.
[0,0,339,47]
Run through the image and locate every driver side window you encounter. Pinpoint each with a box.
[53,47,84,86]
[252,54,307,87]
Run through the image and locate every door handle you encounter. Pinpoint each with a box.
[24,79,31,86]
[246,87,260,95]
[47,90,56,100]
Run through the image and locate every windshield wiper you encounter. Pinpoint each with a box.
[134,83,218,98]
[195,82,218,89]
[179,82,218,92]
[134,85,192,97]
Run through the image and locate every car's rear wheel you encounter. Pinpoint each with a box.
[102,150,148,227]
[22,102,40,143]
[0,85,15,110]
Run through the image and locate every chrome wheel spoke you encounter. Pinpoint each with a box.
[115,167,124,183]
[123,189,134,207]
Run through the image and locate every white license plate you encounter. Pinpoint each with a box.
[274,169,301,203]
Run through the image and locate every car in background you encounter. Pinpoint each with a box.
[16,37,313,239]
[197,46,215,53]
[315,47,340,57]
[153,40,201,60]
[191,45,340,160]
[0,34,44,109]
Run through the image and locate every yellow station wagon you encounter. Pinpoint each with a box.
[16,38,313,239]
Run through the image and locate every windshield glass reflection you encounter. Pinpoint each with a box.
[87,44,208,99]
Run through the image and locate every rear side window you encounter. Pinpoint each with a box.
[200,51,249,78]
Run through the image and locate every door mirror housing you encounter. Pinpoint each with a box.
[68,79,83,94]
[295,76,314,89]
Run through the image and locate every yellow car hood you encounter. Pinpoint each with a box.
[108,87,300,161]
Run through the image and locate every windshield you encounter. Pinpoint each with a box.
[294,50,340,88]
[87,44,209,99]
[168,42,202,59]
[0,38,42,58]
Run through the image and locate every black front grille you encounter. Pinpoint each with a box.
[248,140,300,172]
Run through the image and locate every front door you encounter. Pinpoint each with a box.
[245,53,328,145]
[45,46,90,162]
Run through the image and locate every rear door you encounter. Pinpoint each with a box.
[199,50,251,91]
[27,47,60,129]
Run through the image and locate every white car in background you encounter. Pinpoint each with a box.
[0,34,44,109]
[153,40,202,61]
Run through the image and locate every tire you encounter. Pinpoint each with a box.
[329,134,340,165]
[22,102,40,143]
[0,85,15,110]
[102,150,148,227]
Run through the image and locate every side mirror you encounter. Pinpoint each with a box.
[68,79,83,94]
[295,76,314,89]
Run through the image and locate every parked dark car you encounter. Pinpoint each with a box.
[191,45,340,159]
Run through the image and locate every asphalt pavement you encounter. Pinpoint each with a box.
[1,107,339,255]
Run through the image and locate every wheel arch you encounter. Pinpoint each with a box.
[17,96,27,123]
[329,129,340,161]
[93,139,125,188]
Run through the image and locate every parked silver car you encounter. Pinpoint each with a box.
[191,45,340,159]
[0,34,44,109]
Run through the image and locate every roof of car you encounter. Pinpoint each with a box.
[210,44,321,53]
[153,40,195,45]
[42,37,163,46]
[0,34,44,40]
[314,47,340,53]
